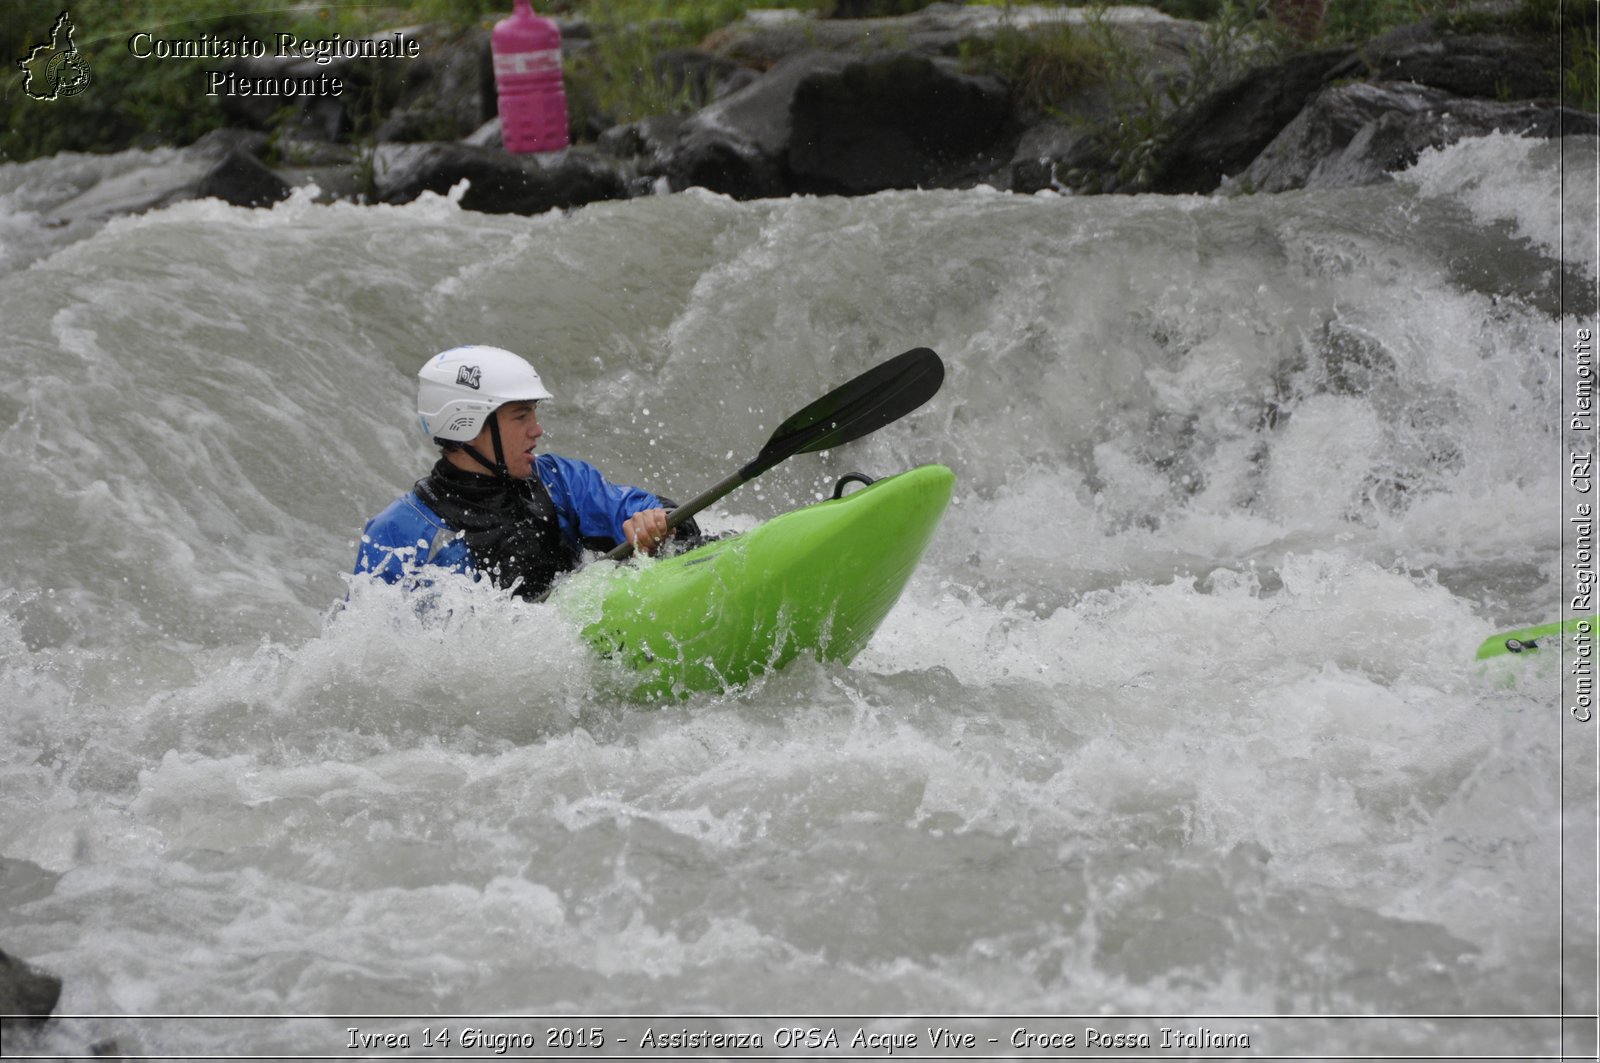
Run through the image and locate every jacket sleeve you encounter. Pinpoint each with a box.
[537,454,663,548]
[354,492,472,584]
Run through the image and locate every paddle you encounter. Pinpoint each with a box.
[600,346,945,563]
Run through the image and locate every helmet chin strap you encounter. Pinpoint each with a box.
[457,412,513,478]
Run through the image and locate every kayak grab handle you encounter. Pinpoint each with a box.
[832,472,877,499]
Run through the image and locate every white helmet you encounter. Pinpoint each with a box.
[416,345,553,443]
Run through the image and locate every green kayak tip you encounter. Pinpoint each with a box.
[1476,614,1599,661]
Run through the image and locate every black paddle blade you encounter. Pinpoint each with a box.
[741,347,944,479]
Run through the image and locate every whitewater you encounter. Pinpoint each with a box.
[0,133,1595,1058]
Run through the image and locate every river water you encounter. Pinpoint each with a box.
[0,135,1596,1059]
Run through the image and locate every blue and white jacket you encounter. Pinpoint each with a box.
[354,453,664,587]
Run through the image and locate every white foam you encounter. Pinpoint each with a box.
[1401,133,1597,279]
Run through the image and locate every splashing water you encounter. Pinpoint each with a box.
[0,134,1594,1056]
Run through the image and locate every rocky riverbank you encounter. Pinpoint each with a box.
[15,1,1594,230]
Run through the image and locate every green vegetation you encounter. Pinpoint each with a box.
[1514,0,1600,112]
[952,0,1280,187]
[1082,0,1281,187]
[1316,0,1439,42]
[959,20,1109,116]
[1,0,442,161]
[5,0,243,160]
[0,0,790,161]
[1568,31,1600,112]
[2,0,1592,165]
[563,8,699,132]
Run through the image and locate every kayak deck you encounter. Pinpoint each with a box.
[555,464,955,700]
[1476,615,1597,661]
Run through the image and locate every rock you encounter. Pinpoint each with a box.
[659,51,855,197]
[704,3,1192,68]
[553,16,595,44]
[196,149,292,208]
[700,52,856,160]
[375,26,495,143]
[0,856,60,912]
[267,137,360,167]
[463,117,503,149]
[374,105,450,144]
[186,128,272,161]
[713,66,762,102]
[1233,80,1450,191]
[46,151,214,221]
[829,0,943,17]
[787,52,1015,193]
[596,114,687,160]
[659,49,1016,197]
[373,142,629,215]
[1331,27,1559,101]
[1144,48,1354,194]
[16,8,1581,213]
[658,125,790,199]
[1236,80,1600,192]
[0,948,61,1028]
[1007,118,1113,192]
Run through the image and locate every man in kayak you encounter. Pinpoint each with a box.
[354,344,694,599]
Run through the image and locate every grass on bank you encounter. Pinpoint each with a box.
[2,0,1595,164]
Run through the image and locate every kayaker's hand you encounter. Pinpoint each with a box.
[623,507,671,556]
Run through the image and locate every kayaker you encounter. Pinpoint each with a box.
[354,344,695,599]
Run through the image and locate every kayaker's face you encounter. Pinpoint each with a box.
[473,400,542,478]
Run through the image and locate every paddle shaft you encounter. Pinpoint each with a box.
[597,347,944,564]
[598,468,746,563]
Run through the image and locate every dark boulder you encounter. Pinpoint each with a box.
[693,51,855,160]
[787,52,1015,194]
[196,148,293,207]
[1237,80,1454,191]
[1148,16,1582,196]
[374,27,494,143]
[659,49,1016,197]
[1144,48,1354,194]
[187,128,272,161]
[596,114,687,161]
[657,128,790,199]
[829,0,944,17]
[1008,119,1114,193]
[1237,80,1600,192]
[374,142,629,215]
[659,51,855,197]
[0,948,61,1028]
[704,3,1202,70]
[1329,27,1559,101]
[463,117,504,149]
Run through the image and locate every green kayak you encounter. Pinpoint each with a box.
[554,464,955,700]
[1476,614,1597,661]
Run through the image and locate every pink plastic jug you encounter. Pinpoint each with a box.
[491,0,569,153]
